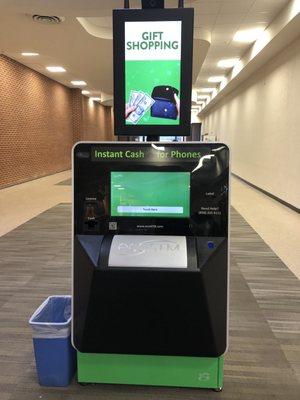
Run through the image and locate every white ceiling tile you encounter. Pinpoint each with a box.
[215,13,247,24]
[194,13,218,28]
[195,0,291,85]
[213,24,240,33]
[211,31,234,45]
[206,45,232,57]
[192,1,222,15]
[227,40,252,50]
[249,0,289,13]
[237,22,268,30]
[242,11,274,24]
[165,0,185,7]
[219,0,255,13]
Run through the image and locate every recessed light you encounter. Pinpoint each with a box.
[208,76,224,83]
[21,52,39,56]
[199,88,214,93]
[233,28,264,43]
[71,80,87,86]
[81,90,90,95]
[90,97,101,102]
[46,66,66,72]
[192,90,198,102]
[217,58,239,68]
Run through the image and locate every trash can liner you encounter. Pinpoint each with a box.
[29,295,71,339]
[29,295,76,387]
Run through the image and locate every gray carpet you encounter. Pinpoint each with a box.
[0,204,299,400]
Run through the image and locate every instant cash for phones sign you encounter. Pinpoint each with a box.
[125,21,181,125]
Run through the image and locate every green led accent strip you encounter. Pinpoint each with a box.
[77,352,224,389]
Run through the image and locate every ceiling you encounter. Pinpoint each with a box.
[0,0,291,101]
[194,0,290,90]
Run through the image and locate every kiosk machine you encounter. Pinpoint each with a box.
[72,142,229,390]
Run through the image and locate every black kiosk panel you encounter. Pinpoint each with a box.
[73,142,229,357]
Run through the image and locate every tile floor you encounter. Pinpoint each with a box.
[231,177,300,279]
[0,171,71,237]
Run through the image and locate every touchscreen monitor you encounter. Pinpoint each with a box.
[110,171,190,218]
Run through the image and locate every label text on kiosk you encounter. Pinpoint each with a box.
[94,150,145,159]
[93,149,202,161]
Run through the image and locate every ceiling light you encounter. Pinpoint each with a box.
[81,90,90,95]
[21,52,39,56]
[217,58,239,68]
[46,66,66,72]
[90,97,101,102]
[192,90,198,103]
[71,80,87,86]
[199,88,214,93]
[208,76,224,83]
[198,95,210,100]
[233,28,264,43]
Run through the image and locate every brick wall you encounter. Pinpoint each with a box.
[72,89,84,144]
[82,96,114,141]
[0,54,114,189]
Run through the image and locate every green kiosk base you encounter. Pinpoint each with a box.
[77,352,224,390]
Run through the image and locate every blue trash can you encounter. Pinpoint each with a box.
[29,295,76,387]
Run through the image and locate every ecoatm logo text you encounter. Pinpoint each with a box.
[125,21,182,61]
[117,239,181,257]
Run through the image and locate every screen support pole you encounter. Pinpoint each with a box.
[146,135,160,141]
[126,0,183,10]
[141,1,165,9]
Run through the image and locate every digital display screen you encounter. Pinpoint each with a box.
[113,8,194,136]
[125,21,181,126]
[111,171,190,218]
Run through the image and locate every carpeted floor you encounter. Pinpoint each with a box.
[0,204,299,400]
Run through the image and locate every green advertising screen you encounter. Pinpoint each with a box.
[111,172,190,218]
[125,21,181,126]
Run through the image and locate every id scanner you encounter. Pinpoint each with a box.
[72,142,230,390]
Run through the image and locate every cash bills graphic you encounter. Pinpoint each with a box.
[127,91,155,124]
[129,90,143,107]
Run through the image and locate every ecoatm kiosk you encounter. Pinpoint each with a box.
[72,142,229,391]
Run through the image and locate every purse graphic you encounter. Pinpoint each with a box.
[150,86,179,120]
